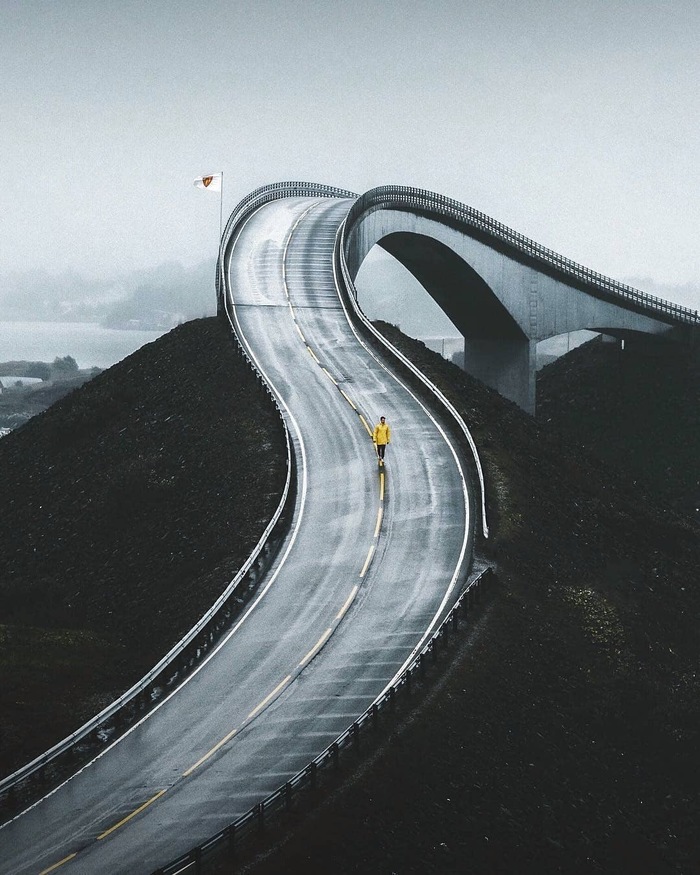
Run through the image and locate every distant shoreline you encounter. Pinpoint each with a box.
[0,320,167,370]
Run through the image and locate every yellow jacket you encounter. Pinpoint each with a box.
[373,421,391,445]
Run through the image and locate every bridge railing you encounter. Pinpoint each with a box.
[215,181,357,310]
[345,186,699,327]
[0,183,359,814]
[153,566,494,875]
[334,216,490,540]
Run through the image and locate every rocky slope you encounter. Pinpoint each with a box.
[1,317,698,873]
[241,325,700,875]
[0,318,286,776]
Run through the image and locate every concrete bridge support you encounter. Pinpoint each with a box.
[344,208,680,415]
[464,337,537,413]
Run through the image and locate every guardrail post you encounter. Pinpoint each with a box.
[256,800,265,831]
[371,702,379,728]
[308,762,317,790]
[331,741,339,769]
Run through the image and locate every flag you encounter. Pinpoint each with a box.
[194,173,222,193]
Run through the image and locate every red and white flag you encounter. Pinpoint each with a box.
[193,173,222,192]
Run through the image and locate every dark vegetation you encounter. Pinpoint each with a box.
[0,319,286,776]
[1,317,699,873]
[241,327,700,875]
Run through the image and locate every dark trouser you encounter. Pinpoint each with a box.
[376,443,386,459]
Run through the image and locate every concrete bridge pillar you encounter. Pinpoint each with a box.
[343,202,693,418]
[464,337,537,414]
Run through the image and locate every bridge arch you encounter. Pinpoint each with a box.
[376,232,525,342]
[341,187,698,414]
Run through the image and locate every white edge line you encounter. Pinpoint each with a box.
[1,202,312,830]
[330,220,472,699]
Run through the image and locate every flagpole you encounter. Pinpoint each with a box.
[218,173,224,313]
[219,171,224,245]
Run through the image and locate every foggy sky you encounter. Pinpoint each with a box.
[2,0,698,307]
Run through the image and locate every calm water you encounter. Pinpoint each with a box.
[0,321,168,369]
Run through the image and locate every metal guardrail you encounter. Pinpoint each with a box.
[152,183,496,875]
[334,215,490,540]
[0,183,358,811]
[216,182,358,313]
[0,345,294,811]
[344,186,700,327]
[153,566,494,875]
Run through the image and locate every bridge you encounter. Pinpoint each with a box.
[222,183,698,414]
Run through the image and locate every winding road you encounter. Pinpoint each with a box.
[0,195,473,874]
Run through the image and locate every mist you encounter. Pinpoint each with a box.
[0,261,217,330]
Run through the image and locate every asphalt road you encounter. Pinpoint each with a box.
[0,196,472,875]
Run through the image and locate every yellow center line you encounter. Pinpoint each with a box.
[359,544,375,578]
[307,346,320,364]
[374,506,384,538]
[340,389,357,410]
[359,414,372,437]
[322,367,338,386]
[97,790,167,840]
[183,726,238,777]
[299,628,333,667]
[246,675,292,721]
[336,584,359,620]
[39,854,77,875]
[379,470,385,501]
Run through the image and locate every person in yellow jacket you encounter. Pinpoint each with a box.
[373,415,391,462]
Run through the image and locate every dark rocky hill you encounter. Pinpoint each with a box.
[242,325,700,875]
[1,317,698,873]
[0,318,286,776]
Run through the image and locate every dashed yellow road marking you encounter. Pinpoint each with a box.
[336,585,359,621]
[39,854,77,874]
[97,790,167,840]
[299,628,333,667]
[359,544,376,578]
[374,506,384,538]
[246,675,292,721]
[340,389,356,410]
[41,206,393,875]
[183,727,238,777]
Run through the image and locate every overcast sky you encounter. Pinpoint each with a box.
[2,0,698,307]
